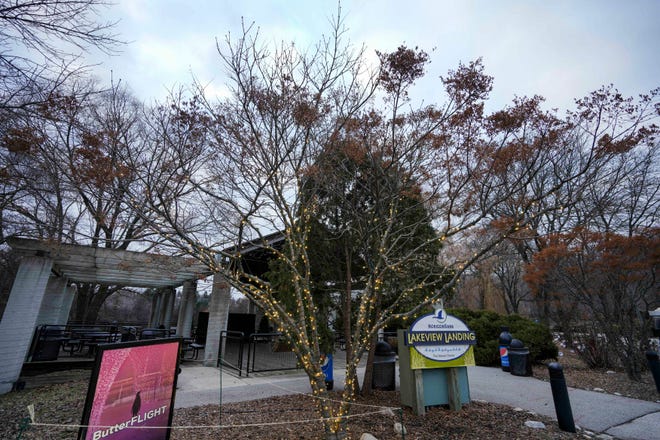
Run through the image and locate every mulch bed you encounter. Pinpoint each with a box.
[1,376,578,440]
[1,345,657,439]
[170,392,578,440]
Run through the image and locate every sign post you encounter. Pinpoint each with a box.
[78,338,181,440]
[399,303,476,415]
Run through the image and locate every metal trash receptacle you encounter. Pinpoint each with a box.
[508,338,532,376]
[32,339,62,361]
[372,341,396,390]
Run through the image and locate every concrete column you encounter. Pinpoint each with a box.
[156,288,168,327]
[204,273,231,367]
[36,276,68,326]
[175,288,185,335]
[58,284,77,325]
[149,290,162,327]
[161,287,175,329]
[176,281,196,337]
[0,256,53,394]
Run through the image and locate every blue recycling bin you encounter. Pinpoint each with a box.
[321,353,333,390]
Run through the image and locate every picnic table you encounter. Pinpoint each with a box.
[65,329,118,356]
[180,338,204,360]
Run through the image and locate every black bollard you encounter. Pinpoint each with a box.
[646,351,660,394]
[548,362,576,433]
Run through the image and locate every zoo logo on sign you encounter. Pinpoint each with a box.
[406,306,477,362]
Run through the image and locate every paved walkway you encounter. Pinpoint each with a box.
[468,366,659,440]
[174,362,659,440]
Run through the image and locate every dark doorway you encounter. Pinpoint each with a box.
[195,312,208,344]
[227,313,256,337]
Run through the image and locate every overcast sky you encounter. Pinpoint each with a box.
[92,0,659,113]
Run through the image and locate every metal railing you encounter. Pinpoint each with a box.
[246,332,299,376]
[219,330,246,376]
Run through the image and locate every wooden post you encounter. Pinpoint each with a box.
[447,367,462,411]
[414,369,426,416]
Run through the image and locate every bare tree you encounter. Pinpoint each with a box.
[491,242,531,314]
[2,80,157,322]
[0,0,122,112]
[476,88,659,324]
[126,13,657,437]
[582,138,659,237]
[0,0,124,258]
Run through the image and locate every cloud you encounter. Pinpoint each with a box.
[89,0,658,110]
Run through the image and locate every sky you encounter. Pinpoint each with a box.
[89,0,660,113]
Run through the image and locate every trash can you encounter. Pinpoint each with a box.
[499,326,513,372]
[321,353,334,390]
[650,310,660,337]
[32,339,62,361]
[645,351,660,393]
[508,338,532,376]
[372,341,396,390]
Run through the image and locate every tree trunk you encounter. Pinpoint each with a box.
[71,284,94,324]
[342,245,359,390]
[86,286,110,323]
[70,283,115,324]
[328,352,363,438]
[360,332,378,396]
[511,297,519,314]
[361,284,383,396]
[307,359,350,439]
[533,286,551,326]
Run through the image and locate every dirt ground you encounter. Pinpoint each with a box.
[0,347,657,440]
[531,347,659,403]
[0,383,580,440]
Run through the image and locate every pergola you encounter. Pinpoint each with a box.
[0,237,233,395]
[7,237,212,287]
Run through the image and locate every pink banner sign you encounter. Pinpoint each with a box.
[79,339,181,440]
